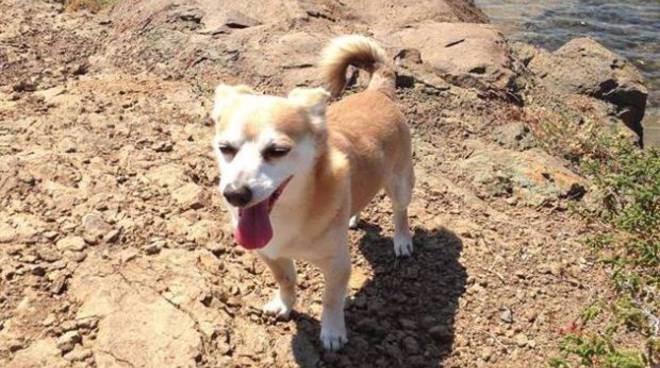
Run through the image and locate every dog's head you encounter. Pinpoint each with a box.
[210,84,330,249]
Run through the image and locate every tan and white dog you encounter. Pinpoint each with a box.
[210,35,414,351]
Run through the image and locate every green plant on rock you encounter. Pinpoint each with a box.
[544,124,658,367]
[550,334,645,368]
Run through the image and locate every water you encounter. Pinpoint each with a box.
[476,0,660,146]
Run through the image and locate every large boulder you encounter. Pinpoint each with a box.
[97,0,489,93]
[383,22,514,92]
[343,0,486,34]
[528,38,648,137]
[459,142,586,205]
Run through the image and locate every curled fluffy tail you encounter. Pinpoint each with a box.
[319,35,396,98]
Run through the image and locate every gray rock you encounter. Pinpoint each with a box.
[31,265,46,277]
[494,122,534,151]
[500,308,513,324]
[82,212,112,244]
[384,22,514,92]
[528,37,647,137]
[460,144,587,205]
[50,274,68,295]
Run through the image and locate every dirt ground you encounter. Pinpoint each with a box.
[0,1,644,367]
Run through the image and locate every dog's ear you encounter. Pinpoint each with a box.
[288,87,331,128]
[210,84,256,121]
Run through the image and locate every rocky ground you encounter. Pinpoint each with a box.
[0,1,650,367]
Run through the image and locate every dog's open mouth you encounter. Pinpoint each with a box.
[234,177,292,250]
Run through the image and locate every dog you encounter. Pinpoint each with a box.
[210,35,414,351]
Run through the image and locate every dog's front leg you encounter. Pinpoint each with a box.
[312,240,351,351]
[258,254,296,318]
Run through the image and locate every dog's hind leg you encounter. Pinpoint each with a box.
[386,165,414,257]
[258,255,296,318]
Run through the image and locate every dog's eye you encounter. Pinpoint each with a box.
[218,144,238,157]
[263,145,291,160]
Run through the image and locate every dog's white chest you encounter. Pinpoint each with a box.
[257,208,302,259]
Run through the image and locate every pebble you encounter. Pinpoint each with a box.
[479,347,494,361]
[119,248,139,263]
[145,241,162,255]
[525,311,538,323]
[402,336,420,354]
[43,231,57,240]
[31,265,46,277]
[75,317,98,330]
[514,333,529,347]
[50,260,67,270]
[8,338,25,352]
[36,246,62,262]
[153,141,173,152]
[103,229,121,243]
[399,318,417,330]
[50,275,68,294]
[205,242,226,256]
[540,262,562,276]
[63,346,93,362]
[82,212,112,244]
[428,324,453,342]
[56,330,81,353]
[22,255,38,263]
[56,236,86,252]
[0,223,18,243]
[42,313,57,326]
[60,320,78,332]
[172,183,204,210]
[500,308,514,324]
[67,251,87,263]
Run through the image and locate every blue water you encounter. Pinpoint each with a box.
[476,0,660,116]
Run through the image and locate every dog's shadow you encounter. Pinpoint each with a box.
[290,223,467,367]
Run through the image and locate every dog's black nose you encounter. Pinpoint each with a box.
[223,185,252,207]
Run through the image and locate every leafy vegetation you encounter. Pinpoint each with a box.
[549,334,645,368]
[543,124,659,367]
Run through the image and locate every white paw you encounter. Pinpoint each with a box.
[263,295,293,319]
[320,327,348,351]
[393,232,413,257]
[348,215,359,229]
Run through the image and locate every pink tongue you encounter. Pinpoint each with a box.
[234,200,273,249]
